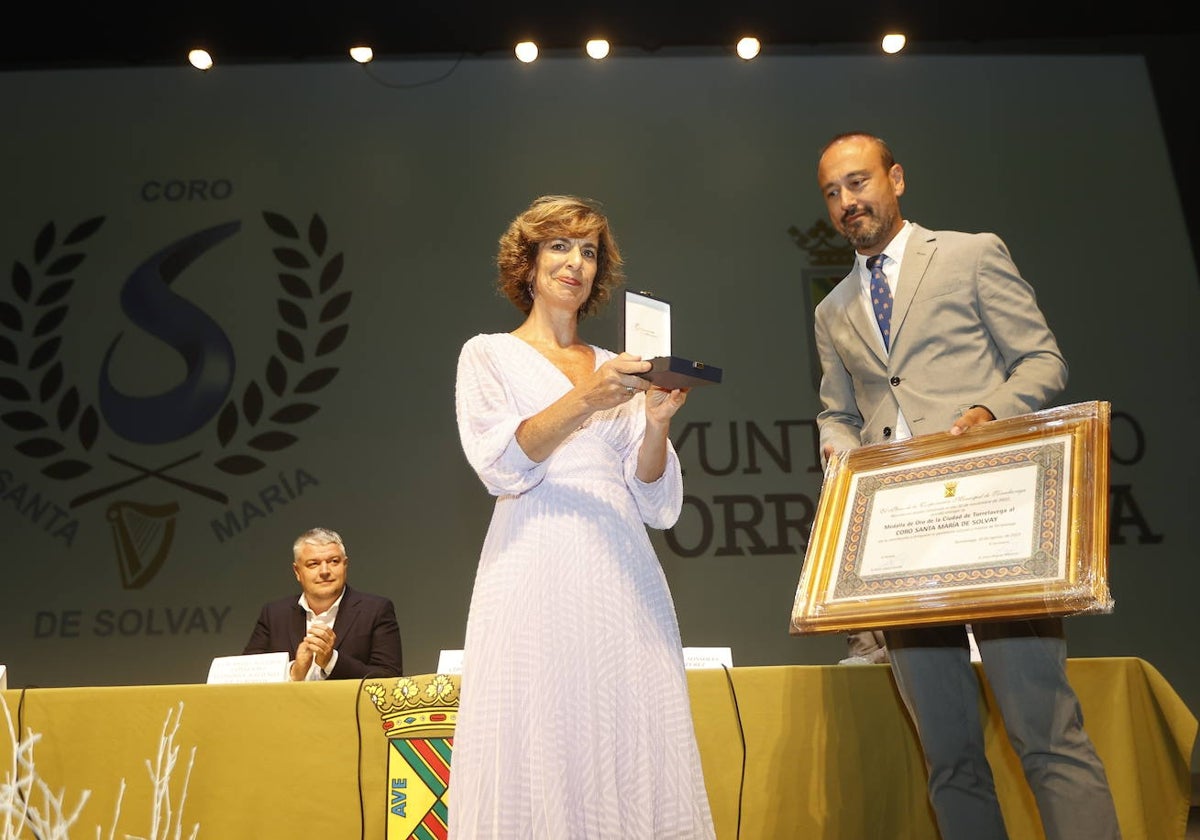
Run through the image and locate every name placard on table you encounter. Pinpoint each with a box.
[206,652,290,684]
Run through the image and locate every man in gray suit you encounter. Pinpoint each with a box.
[812,132,1120,839]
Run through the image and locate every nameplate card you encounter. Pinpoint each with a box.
[206,652,290,684]
[683,647,733,670]
[436,649,464,675]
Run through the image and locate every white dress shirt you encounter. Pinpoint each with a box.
[855,220,914,442]
[295,589,344,680]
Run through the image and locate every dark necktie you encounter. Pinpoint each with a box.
[867,254,893,350]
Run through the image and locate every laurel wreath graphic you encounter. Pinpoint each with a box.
[2,212,350,487]
[0,217,105,480]
[213,211,350,476]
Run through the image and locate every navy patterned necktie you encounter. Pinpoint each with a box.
[867,254,893,350]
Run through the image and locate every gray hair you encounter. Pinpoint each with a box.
[292,527,346,563]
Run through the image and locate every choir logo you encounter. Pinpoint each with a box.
[0,211,351,588]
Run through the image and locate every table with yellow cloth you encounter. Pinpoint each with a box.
[1,658,1194,839]
[689,658,1196,840]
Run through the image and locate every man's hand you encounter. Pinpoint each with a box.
[305,620,337,672]
[289,620,337,680]
[291,637,314,681]
[950,404,995,435]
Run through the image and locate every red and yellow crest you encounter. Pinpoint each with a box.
[364,673,459,839]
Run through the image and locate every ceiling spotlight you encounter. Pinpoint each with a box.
[736,37,761,60]
[515,41,539,63]
[881,33,907,54]
[188,49,213,71]
[349,45,374,64]
[586,39,610,60]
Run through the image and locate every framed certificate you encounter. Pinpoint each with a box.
[620,290,722,389]
[790,401,1113,635]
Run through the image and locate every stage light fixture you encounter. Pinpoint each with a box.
[736,37,761,60]
[188,49,213,71]
[349,46,374,64]
[586,39,610,59]
[515,41,539,63]
[881,33,907,54]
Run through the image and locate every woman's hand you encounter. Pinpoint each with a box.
[644,385,689,428]
[635,384,688,483]
[514,353,652,462]
[583,352,653,410]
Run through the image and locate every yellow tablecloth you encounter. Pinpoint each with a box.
[688,658,1197,839]
[2,658,1194,839]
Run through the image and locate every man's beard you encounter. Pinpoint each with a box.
[842,206,895,251]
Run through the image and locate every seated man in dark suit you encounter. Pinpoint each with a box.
[243,526,403,680]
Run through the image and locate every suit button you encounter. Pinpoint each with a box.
[890,376,901,386]
[883,427,893,438]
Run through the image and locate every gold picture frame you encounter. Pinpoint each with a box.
[790,401,1113,635]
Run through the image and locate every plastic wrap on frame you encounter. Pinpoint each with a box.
[790,401,1114,635]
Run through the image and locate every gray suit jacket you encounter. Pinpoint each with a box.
[814,223,1067,455]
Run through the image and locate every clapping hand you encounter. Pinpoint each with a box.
[291,619,337,679]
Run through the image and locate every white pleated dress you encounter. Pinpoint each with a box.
[449,332,716,840]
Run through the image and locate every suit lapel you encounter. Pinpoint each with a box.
[288,602,306,652]
[331,586,358,650]
[836,272,887,364]
[892,225,936,349]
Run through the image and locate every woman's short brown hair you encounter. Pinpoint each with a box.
[496,195,624,319]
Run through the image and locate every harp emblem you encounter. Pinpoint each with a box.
[106,500,181,589]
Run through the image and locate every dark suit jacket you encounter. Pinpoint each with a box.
[242,585,403,679]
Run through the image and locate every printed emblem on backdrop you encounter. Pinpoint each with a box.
[787,218,854,393]
[0,211,351,587]
[365,673,459,839]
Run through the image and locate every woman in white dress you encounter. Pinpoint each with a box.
[450,195,716,839]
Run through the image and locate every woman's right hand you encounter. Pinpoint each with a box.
[516,354,652,463]
[582,353,653,409]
